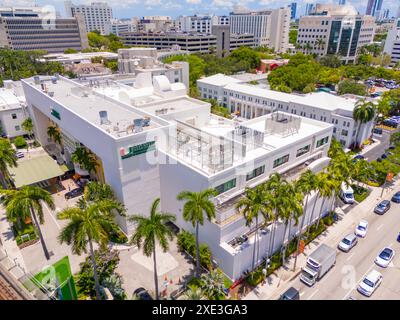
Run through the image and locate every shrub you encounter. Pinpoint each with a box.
[177,230,213,269]
[14,136,27,149]
[109,229,128,244]
[323,212,335,226]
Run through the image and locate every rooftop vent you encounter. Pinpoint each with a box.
[34,76,40,85]
[99,110,110,125]
[51,77,57,84]
[133,118,143,133]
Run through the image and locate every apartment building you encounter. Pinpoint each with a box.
[118,47,189,89]
[22,73,333,280]
[177,14,229,33]
[297,4,376,63]
[0,81,28,138]
[64,1,112,34]
[137,16,175,33]
[197,74,375,148]
[0,12,89,53]
[383,18,400,66]
[229,7,290,52]
[104,18,138,36]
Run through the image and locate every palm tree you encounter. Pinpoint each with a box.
[264,173,288,259]
[304,43,313,55]
[0,138,17,187]
[129,198,176,300]
[200,269,225,300]
[184,285,204,300]
[0,186,55,260]
[313,172,335,227]
[316,38,325,51]
[235,185,268,271]
[78,181,124,212]
[353,100,376,149]
[46,125,62,145]
[57,199,122,300]
[177,188,217,277]
[71,146,98,174]
[21,118,34,140]
[293,170,317,270]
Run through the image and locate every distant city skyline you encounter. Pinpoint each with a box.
[0,0,397,19]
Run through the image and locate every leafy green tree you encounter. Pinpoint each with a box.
[318,55,341,68]
[64,48,78,54]
[57,199,123,300]
[71,146,98,174]
[13,136,27,149]
[129,198,176,300]
[289,29,298,45]
[390,132,400,146]
[46,125,62,145]
[0,186,55,260]
[184,285,204,300]
[177,188,217,276]
[21,118,34,139]
[338,79,367,96]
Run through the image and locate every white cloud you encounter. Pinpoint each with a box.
[212,0,234,8]
[186,0,202,4]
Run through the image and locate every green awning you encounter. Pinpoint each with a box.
[8,154,65,188]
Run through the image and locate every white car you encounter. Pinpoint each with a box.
[357,270,383,297]
[355,220,368,238]
[16,151,24,158]
[338,234,358,252]
[375,247,395,268]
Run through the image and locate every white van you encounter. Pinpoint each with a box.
[339,182,355,204]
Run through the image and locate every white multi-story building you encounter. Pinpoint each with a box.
[117,48,189,90]
[64,1,112,34]
[297,4,376,63]
[138,16,175,33]
[383,18,400,66]
[22,73,334,280]
[230,7,290,52]
[197,74,375,148]
[104,18,138,36]
[177,15,229,33]
[0,81,28,138]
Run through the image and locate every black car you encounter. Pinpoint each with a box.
[389,146,396,150]
[381,153,388,159]
[374,200,391,215]
[64,187,84,199]
[391,191,400,203]
[279,287,300,300]
[133,287,153,300]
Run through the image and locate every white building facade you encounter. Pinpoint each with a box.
[297,4,376,63]
[177,15,229,33]
[229,7,290,52]
[65,1,113,34]
[22,73,335,280]
[104,18,138,36]
[383,18,400,66]
[197,74,375,148]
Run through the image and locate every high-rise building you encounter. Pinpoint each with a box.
[382,9,390,20]
[305,3,315,15]
[104,18,138,36]
[365,0,384,17]
[64,1,112,34]
[383,18,400,66]
[229,7,291,52]
[297,4,376,63]
[289,3,297,20]
[339,0,346,5]
[0,6,88,53]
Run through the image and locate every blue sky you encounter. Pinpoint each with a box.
[0,0,398,19]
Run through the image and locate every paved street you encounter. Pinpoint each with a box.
[272,185,400,300]
[362,130,392,161]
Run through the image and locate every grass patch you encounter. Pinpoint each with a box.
[351,184,370,203]
[12,220,37,246]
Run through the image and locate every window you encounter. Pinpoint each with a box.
[15,125,20,131]
[246,165,265,181]
[333,127,337,133]
[296,145,310,157]
[316,136,329,148]
[11,113,17,119]
[215,178,236,195]
[273,154,289,168]
[342,129,348,136]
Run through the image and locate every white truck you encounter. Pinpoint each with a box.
[300,244,336,286]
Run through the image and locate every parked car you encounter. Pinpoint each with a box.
[381,153,388,159]
[133,287,153,300]
[374,200,391,215]
[64,187,84,199]
[279,287,300,300]
[389,146,396,150]
[373,128,383,135]
[339,183,355,204]
[391,191,400,203]
[375,247,395,268]
[355,220,368,238]
[357,270,383,297]
[353,154,365,160]
[16,151,24,158]
[338,234,358,252]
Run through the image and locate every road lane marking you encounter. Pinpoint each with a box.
[43,202,61,230]
[376,224,384,231]
[307,289,319,300]
[346,252,355,261]
[300,291,305,297]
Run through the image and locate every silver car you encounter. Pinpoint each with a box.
[338,234,358,252]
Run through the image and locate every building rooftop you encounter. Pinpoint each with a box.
[0,82,25,111]
[24,76,165,139]
[197,73,242,87]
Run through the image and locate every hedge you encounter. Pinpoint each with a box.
[177,230,213,270]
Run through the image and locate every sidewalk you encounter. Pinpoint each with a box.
[243,178,400,300]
